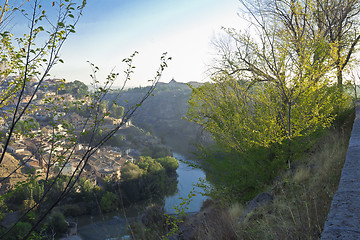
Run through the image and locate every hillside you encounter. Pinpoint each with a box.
[108,80,204,154]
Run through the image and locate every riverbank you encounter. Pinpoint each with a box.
[71,153,207,240]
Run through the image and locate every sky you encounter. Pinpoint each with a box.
[43,0,242,87]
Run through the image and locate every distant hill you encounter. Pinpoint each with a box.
[107,80,204,154]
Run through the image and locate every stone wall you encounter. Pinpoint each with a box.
[321,104,360,239]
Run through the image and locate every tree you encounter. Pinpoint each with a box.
[239,0,360,87]
[2,222,32,240]
[121,162,143,181]
[0,1,171,238]
[314,0,360,86]
[100,192,119,213]
[61,80,89,99]
[187,0,352,176]
[13,119,39,134]
[109,103,124,119]
[156,156,179,174]
[47,211,68,236]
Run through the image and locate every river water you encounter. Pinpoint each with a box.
[164,152,207,213]
[76,152,208,239]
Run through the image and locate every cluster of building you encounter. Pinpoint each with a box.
[0,78,142,188]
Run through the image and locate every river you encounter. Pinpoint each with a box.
[164,152,207,213]
[76,152,208,240]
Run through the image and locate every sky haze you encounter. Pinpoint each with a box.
[49,0,242,87]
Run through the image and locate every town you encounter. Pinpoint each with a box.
[0,77,171,193]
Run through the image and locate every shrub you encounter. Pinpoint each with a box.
[47,211,68,235]
[156,156,179,174]
[100,192,119,213]
[137,156,165,174]
[61,204,85,217]
[3,222,32,240]
[121,162,142,181]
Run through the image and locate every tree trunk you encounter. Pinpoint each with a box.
[287,100,292,169]
[337,65,343,87]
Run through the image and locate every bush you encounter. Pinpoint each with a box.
[23,211,37,224]
[0,198,7,221]
[100,192,119,213]
[197,144,284,202]
[3,222,32,240]
[61,204,85,217]
[156,156,179,174]
[147,160,163,174]
[47,211,68,235]
[141,145,171,159]
[121,162,142,181]
[152,145,171,158]
[137,156,164,174]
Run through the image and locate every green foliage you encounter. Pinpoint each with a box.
[47,211,68,235]
[59,80,89,99]
[77,178,93,193]
[141,145,171,159]
[0,197,7,222]
[156,156,179,174]
[137,156,155,172]
[137,156,164,174]
[148,160,163,174]
[187,79,351,202]
[120,156,178,205]
[187,75,341,154]
[2,222,32,240]
[121,162,143,181]
[13,119,40,134]
[196,144,284,201]
[61,119,74,130]
[100,191,119,213]
[61,204,85,217]
[109,103,124,119]
[185,0,355,205]
[136,156,167,198]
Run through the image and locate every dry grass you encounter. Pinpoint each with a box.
[228,202,244,222]
[227,113,354,240]
[293,167,311,184]
[181,199,238,240]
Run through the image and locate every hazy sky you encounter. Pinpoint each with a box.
[48,0,242,87]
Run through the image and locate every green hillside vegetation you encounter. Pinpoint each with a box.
[232,116,353,239]
[171,110,353,240]
[107,80,203,154]
[168,0,360,238]
[120,156,179,204]
[183,0,358,200]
